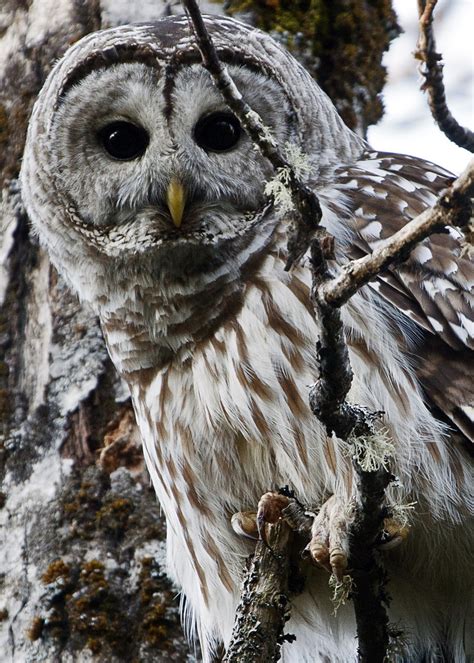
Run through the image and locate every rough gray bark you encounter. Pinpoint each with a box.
[0,2,199,661]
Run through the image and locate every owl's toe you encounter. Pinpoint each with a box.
[231,511,258,539]
[306,495,353,581]
[256,492,291,543]
[378,518,410,550]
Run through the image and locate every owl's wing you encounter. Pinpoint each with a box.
[330,151,473,443]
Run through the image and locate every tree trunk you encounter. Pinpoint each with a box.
[0,2,197,661]
[0,1,398,660]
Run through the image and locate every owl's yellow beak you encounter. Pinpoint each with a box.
[166,178,186,228]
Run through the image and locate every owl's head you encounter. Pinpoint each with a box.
[21,15,363,305]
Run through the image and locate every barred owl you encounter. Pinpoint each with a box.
[20,14,473,662]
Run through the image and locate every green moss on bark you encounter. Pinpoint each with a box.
[30,554,190,659]
[226,0,400,133]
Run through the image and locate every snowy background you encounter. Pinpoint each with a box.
[369,0,473,174]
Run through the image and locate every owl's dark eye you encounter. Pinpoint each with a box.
[193,112,241,152]
[98,121,149,160]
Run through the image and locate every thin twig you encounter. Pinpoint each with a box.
[318,159,474,308]
[416,0,474,152]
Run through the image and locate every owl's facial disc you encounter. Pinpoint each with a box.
[49,61,295,254]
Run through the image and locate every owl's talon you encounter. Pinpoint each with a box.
[377,518,410,550]
[305,539,331,573]
[257,492,291,543]
[231,511,258,539]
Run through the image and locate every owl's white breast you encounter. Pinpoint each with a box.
[97,224,469,658]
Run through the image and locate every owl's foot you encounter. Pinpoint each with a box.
[306,495,352,581]
[231,492,292,543]
[306,495,410,579]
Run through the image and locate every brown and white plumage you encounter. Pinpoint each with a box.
[328,151,474,441]
[20,15,473,662]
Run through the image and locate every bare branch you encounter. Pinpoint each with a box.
[319,158,474,308]
[348,467,393,661]
[308,235,367,439]
[416,0,474,152]
[308,237,394,662]
[223,521,294,663]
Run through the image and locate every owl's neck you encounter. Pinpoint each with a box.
[99,220,278,376]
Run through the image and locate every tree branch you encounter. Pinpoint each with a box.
[308,234,366,440]
[308,234,394,662]
[416,0,474,152]
[319,159,474,308]
[223,521,294,663]
[348,467,393,661]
